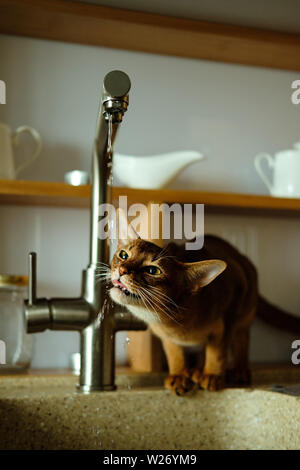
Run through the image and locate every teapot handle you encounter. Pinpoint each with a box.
[12,126,42,177]
[254,153,274,193]
[294,142,300,151]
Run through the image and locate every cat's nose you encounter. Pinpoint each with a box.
[119,266,128,276]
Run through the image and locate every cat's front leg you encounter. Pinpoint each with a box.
[162,339,194,396]
[192,333,228,391]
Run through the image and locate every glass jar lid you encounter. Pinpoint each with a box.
[0,275,28,288]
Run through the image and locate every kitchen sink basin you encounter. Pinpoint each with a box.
[0,366,299,450]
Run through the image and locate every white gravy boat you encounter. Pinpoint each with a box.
[113,150,204,189]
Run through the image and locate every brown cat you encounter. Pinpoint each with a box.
[109,227,300,396]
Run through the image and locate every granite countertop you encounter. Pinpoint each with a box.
[0,366,299,450]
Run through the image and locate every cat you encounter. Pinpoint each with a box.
[108,224,300,396]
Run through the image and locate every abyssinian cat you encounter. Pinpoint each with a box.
[108,222,300,396]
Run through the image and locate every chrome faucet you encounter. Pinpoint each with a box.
[24,71,146,392]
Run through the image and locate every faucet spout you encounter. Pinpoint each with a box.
[24,71,147,393]
[89,70,131,271]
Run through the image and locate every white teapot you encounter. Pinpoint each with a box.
[254,142,300,198]
[0,122,42,179]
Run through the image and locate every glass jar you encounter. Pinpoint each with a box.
[0,275,33,372]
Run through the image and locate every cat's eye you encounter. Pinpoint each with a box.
[119,250,128,260]
[143,266,162,275]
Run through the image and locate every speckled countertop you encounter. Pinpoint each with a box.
[0,367,300,450]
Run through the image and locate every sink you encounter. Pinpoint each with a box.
[0,367,300,450]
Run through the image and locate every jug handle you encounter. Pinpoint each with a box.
[254,153,274,193]
[12,126,42,177]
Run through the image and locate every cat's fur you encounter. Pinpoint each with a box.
[109,230,300,396]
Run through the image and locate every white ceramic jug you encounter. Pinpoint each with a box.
[254,142,300,197]
[0,122,42,179]
[113,150,204,189]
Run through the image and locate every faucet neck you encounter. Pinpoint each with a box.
[89,71,130,269]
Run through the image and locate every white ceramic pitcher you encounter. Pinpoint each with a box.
[113,150,204,189]
[254,142,300,198]
[0,122,42,179]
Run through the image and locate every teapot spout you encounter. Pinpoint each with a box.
[114,150,204,189]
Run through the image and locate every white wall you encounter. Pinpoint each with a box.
[0,34,300,367]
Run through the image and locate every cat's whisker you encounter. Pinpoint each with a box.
[147,296,182,325]
[125,280,160,322]
[157,246,169,258]
[151,293,184,317]
[145,291,183,325]
[109,274,180,325]
[138,285,182,326]
[110,276,180,322]
[141,284,180,311]
[157,255,175,262]
[137,291,161,322]
[154,245,176,262]
[95,272,112,285]
[95,261,110,267]
[138,291,161,323]
[95,279,110,285]
[146,285,183,311]
[95,269,111,276]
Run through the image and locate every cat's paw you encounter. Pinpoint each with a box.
[226,368,251,386]
[191,368,202,384]
[196,373,225,391]
[164,373,194,396]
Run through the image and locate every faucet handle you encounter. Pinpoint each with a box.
[28,252,37,306]
[25,251,51,333]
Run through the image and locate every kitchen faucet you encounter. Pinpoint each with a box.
[24,71,146,392]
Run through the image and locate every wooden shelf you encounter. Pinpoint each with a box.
[1,0,300,71]
[0,180,91,208]
[1,179,300,216]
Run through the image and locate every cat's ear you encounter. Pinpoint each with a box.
[184,259,227,292]
[116,208,140,247]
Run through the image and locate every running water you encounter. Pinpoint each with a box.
[106,113,116,249]
[107,114,113,187]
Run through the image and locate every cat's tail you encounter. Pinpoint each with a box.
[257,296,300,335]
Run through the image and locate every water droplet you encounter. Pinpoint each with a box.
[125,337,130,344]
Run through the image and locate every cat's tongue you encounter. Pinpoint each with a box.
[113,279,128,290]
